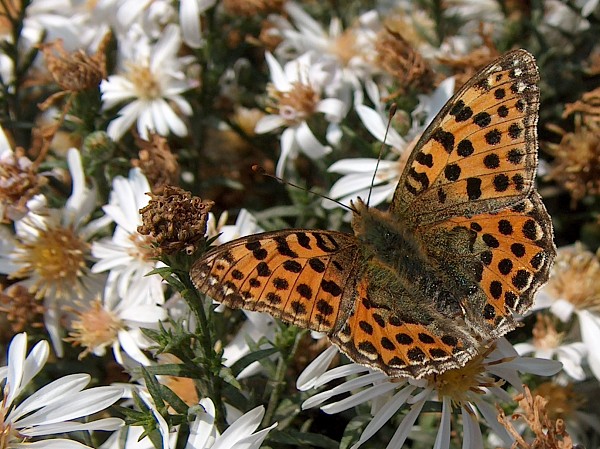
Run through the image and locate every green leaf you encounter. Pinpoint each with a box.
[229,347,279,377]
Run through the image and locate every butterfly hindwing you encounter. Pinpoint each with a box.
[331,275,479,378]
[391,49,540,226]
[420,191,555,338]
[191,230,360,333]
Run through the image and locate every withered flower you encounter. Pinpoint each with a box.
[0,145,47,222]
[546,118,600,207]
[132,133,180,192]
[138,186,214,256]
[38,32,110,110]
[374,28,433,95]
[0,283,45,334]
[497,385,575,449]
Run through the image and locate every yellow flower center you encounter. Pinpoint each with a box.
[431,346,504,406]
[532,314,562,351]
[67,300,122,358]
[127,64,161,100]
[12,224,90,299]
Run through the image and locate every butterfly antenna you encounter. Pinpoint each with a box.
[252,165,356,213]
[367,103,397,207]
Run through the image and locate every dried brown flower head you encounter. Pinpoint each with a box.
[534,382,585,423]
[563,86,600,129]
[0,283,45,334]
[543,243,600,314]
[132,134,180,192]
[38,33,110,111]
[223,0,284,16]
[138,186,214,256]
[497,385,575,449]
[375,28,433,96]
[546,118,600,207]
[0,145,47,222]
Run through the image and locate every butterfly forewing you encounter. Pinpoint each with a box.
[191,230,360,333]
[391,49,540,226]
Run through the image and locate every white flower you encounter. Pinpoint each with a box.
[326,76,454,209]
[255,52,347,177]
[0,149,109,356]
[298,339,561,449]
[101,24,193,141]
[91,168,164,305]
[186,398,277,449]
[0,333,124,449]
[272,2,382,101]
[67,278,167,366]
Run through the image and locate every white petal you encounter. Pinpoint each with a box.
[211,406,265,449]
[316,98,346,122]
[275,127,296,177]
[21,418,124,436]
[475,400,513,447]
[187,399,217,449]
[11,374,91,422]
[22,439,95,449]
[180,0,203,48]
[461,406,484,449]
[385,399,426,449]
[433,396,451,449]
[296,346,338,391]
[6,332,28,406]
[321,382,398,414]
[550,298,575,322]
[255,115,286,134]
[265,52,291,91]
[302,371,383,410]
[295,121,330,159]
[577,310,600,380]
[16,387,124,428]
[351,386,415,449]
[355,105,405,148]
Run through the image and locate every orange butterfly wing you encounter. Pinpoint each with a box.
[191,230,360,333]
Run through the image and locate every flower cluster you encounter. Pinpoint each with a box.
[1,1,600,449]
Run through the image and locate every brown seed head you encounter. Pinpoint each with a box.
[223,0,284,16]
[0,146,48,222]
[132,133,180,192]
[375,28,433,95]
[40,33,110,93]
[546,118,600,207]
[0,283,45,334]
[138,187,214,255]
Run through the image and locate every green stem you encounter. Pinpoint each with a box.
[262,328,303,427]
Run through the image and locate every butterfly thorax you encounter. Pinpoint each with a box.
[351,199,465,318]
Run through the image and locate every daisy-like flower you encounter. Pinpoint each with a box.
[0,148,109,355]
[91,168,164,305]
[298,338,561,449]
[534,244,600,381]
[100,24,193,141]
[66,277,167,366]
[326,76,455,209]
[255,51,347,177]
[0,332,124,449]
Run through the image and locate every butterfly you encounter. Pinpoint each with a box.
[190,49,555,379]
